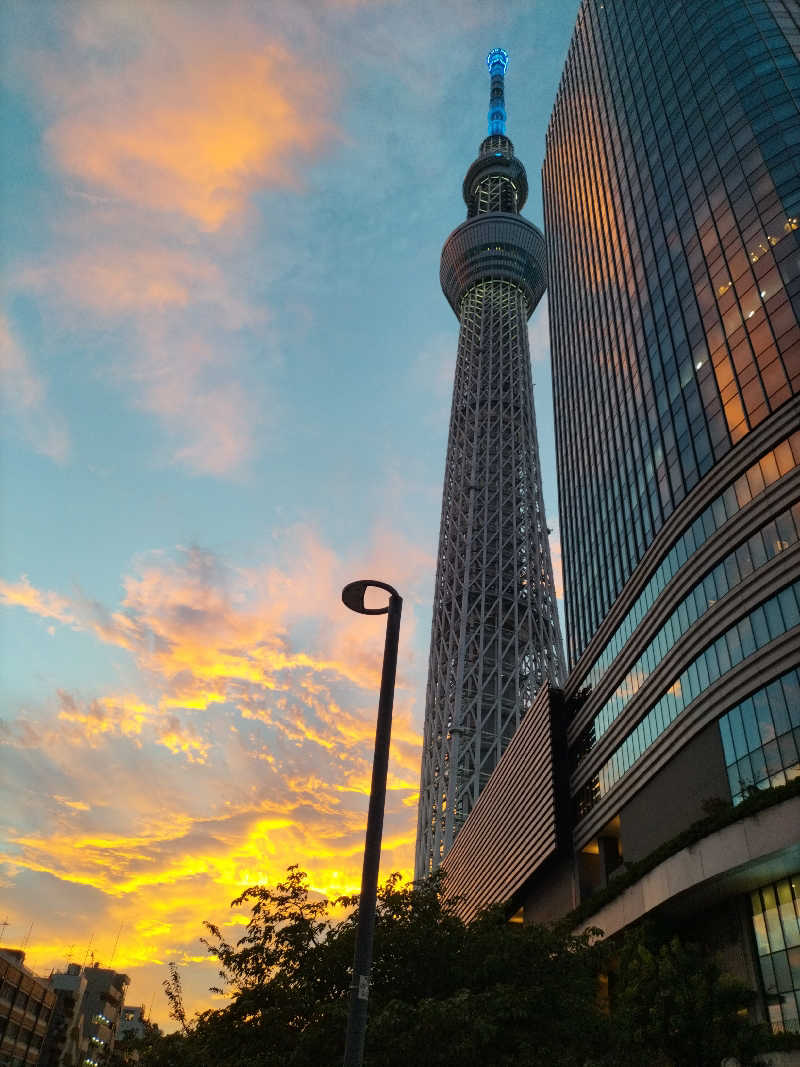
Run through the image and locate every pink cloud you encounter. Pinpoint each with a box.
[128,324,258,477]
[14,250,262,477]
[18,247,256,328]
[0,314,70,463]
[548,528,564,601]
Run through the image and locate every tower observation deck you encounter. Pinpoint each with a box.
[415,50,565,878]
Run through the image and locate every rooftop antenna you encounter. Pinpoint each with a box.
[21,922,33,950]
[0,917,9,943]
[109,923,123,967]
[82,933,94,970]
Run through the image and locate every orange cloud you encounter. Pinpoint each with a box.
[1,790,417,1019]
[0,314,70,463]
[0,750,418,995]
[40,10,338,229]
[51,796,91,813]
[4,528,433,744]
[0,524,433,934]
[0,575,75,624]
[1,523,429,1022]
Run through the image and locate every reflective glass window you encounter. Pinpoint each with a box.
[575,583,799,817]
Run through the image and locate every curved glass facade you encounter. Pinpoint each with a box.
[575,580,800,818]
[572,498,800,768]
[544,0,800,666]
[575,431,800,696]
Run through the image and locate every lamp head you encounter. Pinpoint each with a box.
[342,579,401,615]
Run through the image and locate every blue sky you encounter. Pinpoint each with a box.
[0,0,577,1022]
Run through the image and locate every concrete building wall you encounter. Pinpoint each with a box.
[522,855,576,925]
[0,950,56,1066]
[620,721,730,863]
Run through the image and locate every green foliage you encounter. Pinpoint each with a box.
[201,865,331,997]
[364,905,607,1067]
[138,866,775,1067]
[104,1018,169,1066]
[163,962,189,1035]
[604,926,762,1067]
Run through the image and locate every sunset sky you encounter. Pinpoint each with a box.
[0,0,577,1024]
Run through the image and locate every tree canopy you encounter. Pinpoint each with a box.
[130,865,780,1067]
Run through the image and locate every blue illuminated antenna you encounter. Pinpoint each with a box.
[486,47,509,135]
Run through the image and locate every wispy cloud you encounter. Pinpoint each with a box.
[410,331,457,429]
[0,314,70,463]
[129,324,260,477]
[18,246,255,326]
[0,574,75,624]
[14,246,265,477]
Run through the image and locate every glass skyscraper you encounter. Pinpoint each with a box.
[542,0,800,1033]
[545,0,799,667]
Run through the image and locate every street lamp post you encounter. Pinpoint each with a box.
[341,579,403,1067]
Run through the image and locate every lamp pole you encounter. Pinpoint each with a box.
[341,579,403,1067]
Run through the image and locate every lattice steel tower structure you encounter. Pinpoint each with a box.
[415,49,564,878]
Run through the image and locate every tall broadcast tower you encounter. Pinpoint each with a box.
[415,50,564,878]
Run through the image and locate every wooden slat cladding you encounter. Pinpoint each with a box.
[442,684,560,922]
